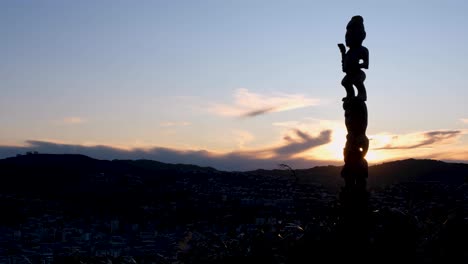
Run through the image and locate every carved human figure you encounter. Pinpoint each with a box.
[338,16,369,101]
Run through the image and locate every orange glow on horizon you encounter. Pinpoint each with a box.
[300,128,465,164]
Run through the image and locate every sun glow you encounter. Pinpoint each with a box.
[303,127,390,163]
[323,127,347,161]
[301,126,346,162]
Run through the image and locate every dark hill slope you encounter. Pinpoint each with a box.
[250,159,468,190]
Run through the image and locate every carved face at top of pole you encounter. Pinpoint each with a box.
[345,15,366,48]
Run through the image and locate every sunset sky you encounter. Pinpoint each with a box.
[1,0,467,170]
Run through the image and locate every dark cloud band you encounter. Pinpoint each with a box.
[0,129,333,171]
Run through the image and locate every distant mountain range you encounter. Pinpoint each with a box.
[0,154,467,192]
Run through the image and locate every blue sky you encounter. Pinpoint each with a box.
[1,0,467,169]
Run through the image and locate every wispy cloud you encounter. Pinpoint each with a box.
[243,107,278,117]
[62,117,86,124]
[373,130,461,150]
[209,88,319,118]
[273,129,332,157]
[159,121,191,127]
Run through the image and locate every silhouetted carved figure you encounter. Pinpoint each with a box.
[338,16,369,209]
[338,15,369,101]
[337,19,371,257]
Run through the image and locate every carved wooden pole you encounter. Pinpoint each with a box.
[338,16,369,206]
[342,98,369,194]
[336,18,371,260]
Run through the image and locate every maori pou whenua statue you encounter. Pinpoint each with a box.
[338,16,369,101]
[338,16,369,198]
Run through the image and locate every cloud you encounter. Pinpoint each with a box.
[460,118,468,124]
[373,130,461,150]
[159,121,191,127]
[63,117,86,124]
[209,88,319,118]
[273,129,332,157]
[0,129,332,171]
[242,107,278,117]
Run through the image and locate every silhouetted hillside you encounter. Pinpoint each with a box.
[0,154,216,190]
[1,154,467,193]
[0,153,216,175]
[252,159,468,190]
[368,159,468,187]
